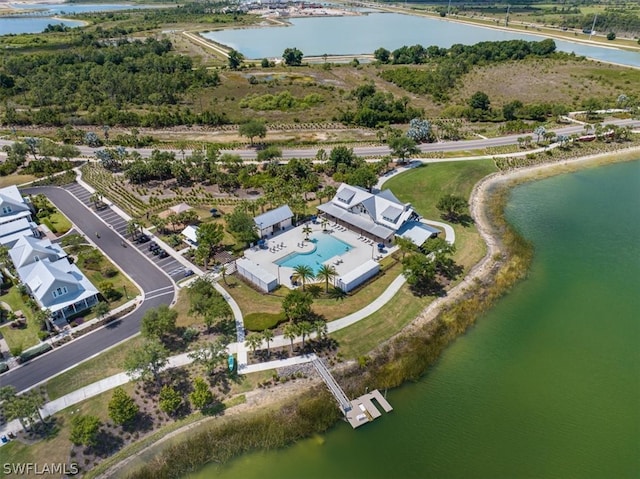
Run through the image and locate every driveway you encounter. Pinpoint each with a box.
[0,185,175,392]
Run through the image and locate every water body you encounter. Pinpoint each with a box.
[0,3,151,35]
[189,160,640,479]
[203,12,640,67]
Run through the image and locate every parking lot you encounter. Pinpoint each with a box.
[64,183,195,283]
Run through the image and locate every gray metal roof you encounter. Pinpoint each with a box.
[381,205,403,223]
[396,221,440,246]
[254,205,294,229]
[376,189,403,205]
[318,203,394,240]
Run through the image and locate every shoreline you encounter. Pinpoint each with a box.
[105,146,640,479]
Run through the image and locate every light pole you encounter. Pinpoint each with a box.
[277,265,281,284]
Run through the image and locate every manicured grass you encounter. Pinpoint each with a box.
[383,159,497,271]
[45,211,72,234]
[222,260,405,323]
[333,283,432,359]
[0,286,40,351]
[244,312,286,331]
[45,336,143,401]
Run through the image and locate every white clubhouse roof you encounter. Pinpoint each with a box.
[236,257,277,284]
[254,205,294,229]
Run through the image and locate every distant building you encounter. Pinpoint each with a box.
[181,225,199,246]
[254,205,294,238]
[0,185,34,227]
[317,184,422,245]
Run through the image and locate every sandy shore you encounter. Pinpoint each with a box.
[96,146,640,478]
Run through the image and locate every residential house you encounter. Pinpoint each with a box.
[0,185,38,246]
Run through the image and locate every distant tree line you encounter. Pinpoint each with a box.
[377,39,558,102]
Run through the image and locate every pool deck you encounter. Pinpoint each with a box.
[243,223,395,289]
[345,389,394,429]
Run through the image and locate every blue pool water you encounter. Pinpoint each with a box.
[275,234,352,275]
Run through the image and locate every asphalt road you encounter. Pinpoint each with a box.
[0,119,638,160]
[0,187,174,392]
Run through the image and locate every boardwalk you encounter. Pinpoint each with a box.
[312,358,351,414]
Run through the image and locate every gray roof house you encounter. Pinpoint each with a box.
[8,235,65,268]
[0,217,39,247]
[0,185,33,226]
[19,257,99,321]
[317,184,421,244]
[254,205,294,238]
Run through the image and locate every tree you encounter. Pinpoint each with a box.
[533,126,546,143]
[292,264,315,291]
[402,253,437,290]
[196,222,224,271]
[70,415,101,447]
[283,323,299,354]
[406,118,432,143]
[436,194,468,222]
[468,91,491,111]
[607,31,616,41]
[92,301,110,320]
[140,304,177,341]
[245,333,263,354]
[190,377,214,410]
[328,286,347,301]
[282,289,313,322]
[282,47,304,66]
[158,385,182,416]
[298,320,314,348]
[189,339,227,375]
[348,166,378,191]
[108,387,139,425]
[124,338,169,384]
[374,47,390,63]
[316,264,337,292]
[302,225,312,241]
[126,219,142,240]
[389,136,419,164]
[203,295,232,334]
[256,146,282,162]
[262,329,274,357]
[3,390,45,432]
[239,119,267,146]
[226,209,258,244]
[89,191,103,209]
[228,49,244,69]
[395,235,417,260]
[313,319,328,340]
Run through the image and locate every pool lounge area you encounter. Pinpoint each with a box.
[243,223,393,290]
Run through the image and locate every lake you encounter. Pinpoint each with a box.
[203,12,640,67]
[188,159,640,479]
[0,3,153,35]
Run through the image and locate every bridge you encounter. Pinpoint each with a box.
[312,358,352,414]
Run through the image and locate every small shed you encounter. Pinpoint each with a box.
[254,205,294,238]
[236,258,278,292]
[181,225,199,245]
[336,259,380,293]
[170,203,193,215]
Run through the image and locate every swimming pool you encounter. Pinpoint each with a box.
[275,234,352,275]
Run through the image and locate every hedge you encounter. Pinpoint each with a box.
[19,342,53,363]
[0,362,8,374]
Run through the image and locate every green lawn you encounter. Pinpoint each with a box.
[0,174,37,187]
[45,211,72,234]
[383,159,497,270]
[0,286,40,351]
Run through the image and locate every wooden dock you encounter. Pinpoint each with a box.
[345,390,393,429]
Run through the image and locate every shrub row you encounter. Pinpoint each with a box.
[18,342,53,364]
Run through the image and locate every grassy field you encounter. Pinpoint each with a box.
[0,174,37,187]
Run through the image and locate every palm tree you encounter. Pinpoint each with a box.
[34,308,52,332]
[89,191,103,209]
[328,286,347,302]
[292,265,315,291]
[220,264,228,285]
[302,225,312,241]
[126,219,141,240]
[313,319,328,340]
[150,215,167,234]
[262,329,274,357]
[316,264,337,292]
[320,217,328,232]
[283,323,299,354]
[298,321,314,348]
[244,333,263,355]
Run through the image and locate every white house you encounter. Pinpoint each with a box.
[0,185,34,227]
[0,217,39,247]
[254,205,294,238]
[317,184,420,245]
[236,258,278,292]
[8,235,65,268]
[18,257,99,321]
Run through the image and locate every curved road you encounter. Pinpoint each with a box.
[0,187,174,392]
